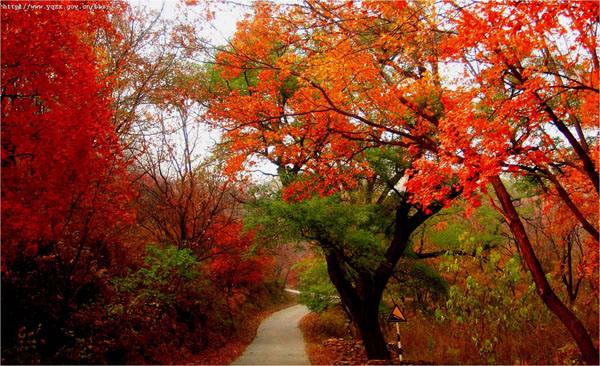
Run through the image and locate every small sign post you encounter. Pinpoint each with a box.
[387,304,407,362]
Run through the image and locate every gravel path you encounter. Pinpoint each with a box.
[232,304,310,365]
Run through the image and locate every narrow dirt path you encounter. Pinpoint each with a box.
[232,304,310,365]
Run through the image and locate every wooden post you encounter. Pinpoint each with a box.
[396,322,403,362]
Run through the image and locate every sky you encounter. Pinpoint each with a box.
[137,0,248,43]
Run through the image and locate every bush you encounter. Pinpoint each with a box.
[62,245,228,364]
[300,307,349,343]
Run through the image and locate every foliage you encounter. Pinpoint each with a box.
[294,257,338,312]
[438,253,551,363]
[51,243,276,364]
[112,245,201,302]
[1,3,135,363]
[2,0,599,364]
[420,203,503,252]
[1,1,133,265]
[247,195,390,272]
[95,245,217,363]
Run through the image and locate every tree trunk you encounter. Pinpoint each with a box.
[491,175,599,365]
[354,297,389,359]
[324,251,391,360]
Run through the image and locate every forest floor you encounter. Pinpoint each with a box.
[232,304,311,365]
[299,310,433,365]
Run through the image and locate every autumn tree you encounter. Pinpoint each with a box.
[434,2,599,362]
[1,2,133,362]
[197,0,457,359]
[95,3,200,145]
[199,0,598,362]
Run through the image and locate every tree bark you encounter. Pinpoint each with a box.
[491,175,599,365]
[355,297,389,359]
[323,251,390,360]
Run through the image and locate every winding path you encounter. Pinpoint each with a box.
[233,304,310,365]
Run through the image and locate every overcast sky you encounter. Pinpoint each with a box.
[136,0,248,42]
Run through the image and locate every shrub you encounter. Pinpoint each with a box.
[62,245,227,364]
[301,307,349,343]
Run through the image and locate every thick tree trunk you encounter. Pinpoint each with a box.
[354,296,389,359]
[324,251,391,360]
[491,175,599,365]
